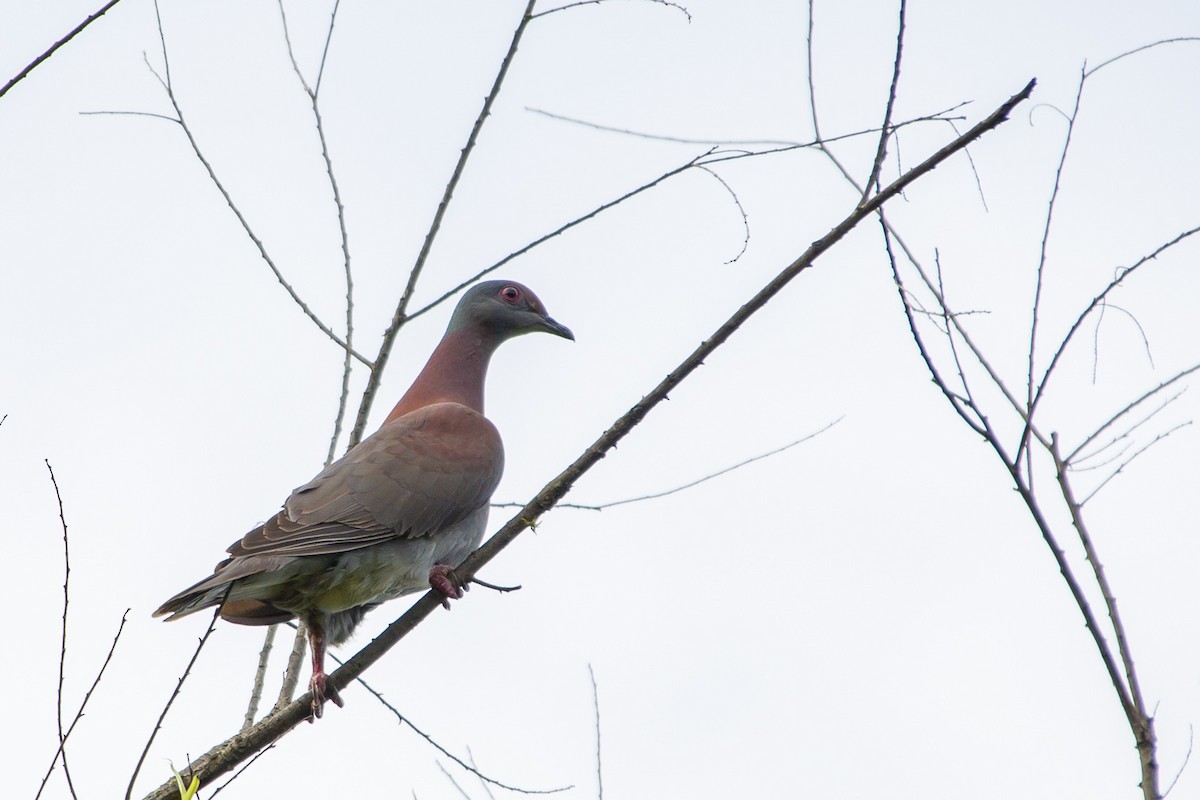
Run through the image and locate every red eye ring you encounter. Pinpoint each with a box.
[501,285,521,302]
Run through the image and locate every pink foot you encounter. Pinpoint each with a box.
[309,671,344,720]
[429,563,467,609]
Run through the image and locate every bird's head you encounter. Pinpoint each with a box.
[449,280,574,344]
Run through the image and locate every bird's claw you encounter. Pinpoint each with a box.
[309,672,344,720]
[429,563,467,609]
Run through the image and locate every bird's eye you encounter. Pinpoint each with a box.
[501,286,521,302]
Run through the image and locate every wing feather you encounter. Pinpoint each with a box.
[227,402,503,560]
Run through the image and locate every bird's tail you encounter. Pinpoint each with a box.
[152,578,235,621]
[154,568,295,626]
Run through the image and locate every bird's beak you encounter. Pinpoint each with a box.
[540,315,574,341]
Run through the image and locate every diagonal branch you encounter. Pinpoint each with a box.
[0,0,125,101]
[143,1,370,368]
[36,611,129,800]
[405,155,706,324]
[493,420,841,511]
[350,0,539,446]
[860,0,907,205]
[1049,436,1158,796]
[1068,362,1200,463]
[138,79,1034,799]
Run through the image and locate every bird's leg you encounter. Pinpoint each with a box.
[305,616,343,719]
[428,563,468,609]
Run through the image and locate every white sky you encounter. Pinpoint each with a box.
[3,1,1199,798]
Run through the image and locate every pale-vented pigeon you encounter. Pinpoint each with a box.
[154,280,572,717]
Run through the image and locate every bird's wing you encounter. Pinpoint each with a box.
[228,402,503,559]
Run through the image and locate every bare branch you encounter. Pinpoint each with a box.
[1079,422,1191,507]
[138,81,1034,798]
[351,0,539,446]
[884,227,988,438]
[298,622,571,794]
[273,624,306,712]
[314,0,343,96]
[437,762,474,800]
[694,165,750,263]
[277,0,357,465]
[127,607,222,800]
[142,1,371,367]
[209,745,275,798]
[531,0,691,22]
[1021,66,1085,463]
[43,461,78,799]
[1090,301,1155,383]
[79,109,180,123]
[528,102,969,151]
[931,117,991,211]
[1050,436,1158,796]
[36,611,129,800]
[1068,363,1200,465]
[589,664,604,800]
[494,420,841,511]
[362,677,569,794]
[1163,724,1193,798]
[1086,37,1200,78]
[861,0,907,205]
[0,0,125,101]
[241,625,276,732]
[406,155,705,324]
[1027,221,1200,455]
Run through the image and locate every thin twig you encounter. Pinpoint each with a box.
[1021,66,1085,465]
[437,762,474,800]
[1091,302,1155,382]
[209,745,275,798]
[941,119,989,210]
[528,103,969,151]
[138,80,1034,800]
[79,109,180,122]
[0,0,124,101]
[1078,422,1191,507]
[44,461,78,799]
[807,0,1022,435]
[314,0,343,96]
[1031,225,1200,445]
[36,611,130,800]
[302,627,569,794]
[1050,436,1158,796]
[1069,365,1200,462]
[126,607,222,800]
[1071,389,1186,470]
[531,0,691,22]
[883,225,988,438]
[492,421,841,511]
[468,749,500,800]
[350,0,539,447]
[589,664,604,800]
[860,0,907,206]
[1163,724,1193,798]
[405,155,705,325]
[273,624,307,711]
[1086,37,1200,78]
[277,0,357,466]
[242,625,276,732]
[144,0,370,367]
[695,165,750,263]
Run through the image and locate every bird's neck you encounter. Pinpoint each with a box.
[383,327,495,423]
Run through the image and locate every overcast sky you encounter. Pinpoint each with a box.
[4,1,1200,798]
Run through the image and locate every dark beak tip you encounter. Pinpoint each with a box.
[544,316,574,341]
